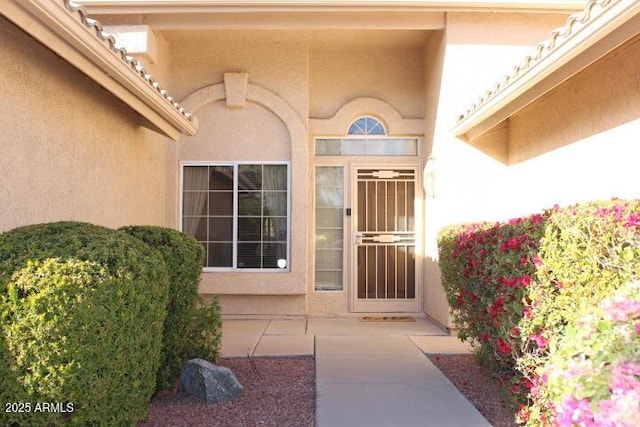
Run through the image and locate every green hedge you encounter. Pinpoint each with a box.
[518,200,640,425]
[0,222,169,426]
[438,213,546,404]
[120,226,221,390]
[438,200,640,426]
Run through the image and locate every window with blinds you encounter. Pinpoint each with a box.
[182,163,289,271]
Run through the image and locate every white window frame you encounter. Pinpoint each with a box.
[180,161,291,273]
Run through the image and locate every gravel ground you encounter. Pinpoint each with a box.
[140,354,515,427]
[429,354,517,427]
[139,357,315,427]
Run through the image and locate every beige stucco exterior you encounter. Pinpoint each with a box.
[3,0,637,326]
[0,15,172,231]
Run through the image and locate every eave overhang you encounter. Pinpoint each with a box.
[79,1,584,30]
[452,0,640,144]
[1,0,198,141]
[79,0,585,14]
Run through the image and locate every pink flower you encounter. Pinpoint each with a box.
[531,213,543,224]
[496,338,512,354]
[518,276,532,287]
[555,396,595,427]
[516,405,530,424]
[519,257,528,267]
[636,323,640,336]
[612,204,624,221]
[506,237,521,250]
[602,297,640,322]
[625,213,640,228]
[479,333,490,342]
[533,256,542,268]
[597,394,640,427]
[529,332,548,350]
[609,363,640,394]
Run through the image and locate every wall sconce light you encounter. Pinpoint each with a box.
[277,259,287,269]
[423,156,436,198]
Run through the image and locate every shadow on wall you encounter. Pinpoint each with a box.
[423,256,451,328]
[507,34,640,164]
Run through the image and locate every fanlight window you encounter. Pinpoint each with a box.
[316,116,417,156]
[348,117,386,136]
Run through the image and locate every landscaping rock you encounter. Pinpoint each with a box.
[179,359,244,403]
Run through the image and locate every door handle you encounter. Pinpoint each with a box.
[354,233,363,244]
[372,234,401,243]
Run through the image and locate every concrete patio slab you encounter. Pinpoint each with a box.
[410,335,474,355]
[253,334,315,357]
[264,319,307,335]
[219,318,490,427]
[220,319,269,357]
[308,317,447,337]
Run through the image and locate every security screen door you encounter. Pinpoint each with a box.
[352,166,420,312]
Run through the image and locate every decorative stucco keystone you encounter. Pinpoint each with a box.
[224,73,248,110]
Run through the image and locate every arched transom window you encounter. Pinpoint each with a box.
[315,116,417,156]
[348,117,386,136]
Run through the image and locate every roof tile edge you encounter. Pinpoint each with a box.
[65,0,194,123]
[455,0,616,124]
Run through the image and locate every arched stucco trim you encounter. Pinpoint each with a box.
[310,97,425,136]
[178,82,309,295]
[180,82,306,136]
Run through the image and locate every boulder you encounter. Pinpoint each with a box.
[179,359,244,403]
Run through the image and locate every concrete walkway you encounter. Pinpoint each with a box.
[221,317,490,427]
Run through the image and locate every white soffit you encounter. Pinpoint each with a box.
[79,0,586,14]
[453,0,640,141]
[1,0,198,141]
[78,1,583,30]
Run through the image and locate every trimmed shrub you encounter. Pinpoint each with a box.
[518,200,640,425]
[438,212,547,406]
[0,222,169,426]
[189,295,223,364]
[544,282,640,427]
[438,199,640,426]
[120,226,221,390]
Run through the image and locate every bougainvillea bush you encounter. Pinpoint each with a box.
[438,212,548,408]
[544,282,640,427]
[438,199,640,426]
[518,200,640,426]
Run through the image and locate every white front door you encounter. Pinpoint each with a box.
[351,166,421,312]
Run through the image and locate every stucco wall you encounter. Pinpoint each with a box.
[425,12,570,326]
[166,29,432,315]
[309,41,426,119]
[0,17,170,232]
[164,30,309,121]
[504,34,640,209]
[166,31,309,315]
